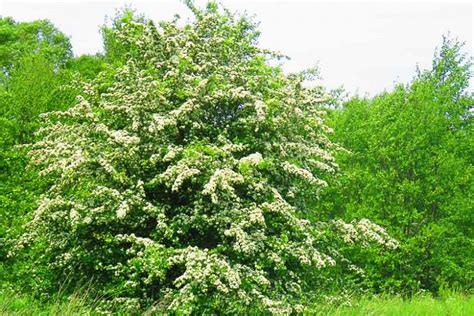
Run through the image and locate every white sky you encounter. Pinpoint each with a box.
[0,0,472,95]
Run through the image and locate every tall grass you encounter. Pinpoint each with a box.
[307,292,474,315]
[1,290,473,315]
[0,276,99,315]
[0,291,92,315]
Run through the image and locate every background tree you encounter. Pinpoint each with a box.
[0,17,84,291]
[0,17,72,73]
[65,54,107,80]
[321,36,473,294]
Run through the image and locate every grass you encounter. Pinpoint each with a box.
[0,292,92,315]
[0,290,473,315]
[0,276,97,315]
[307,292,474,316]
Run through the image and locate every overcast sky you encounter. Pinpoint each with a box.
[1,0,472,95]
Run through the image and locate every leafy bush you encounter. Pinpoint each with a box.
[17,3,397,313]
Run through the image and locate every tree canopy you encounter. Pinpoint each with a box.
[321,36,473,294]
[0,17,72,73]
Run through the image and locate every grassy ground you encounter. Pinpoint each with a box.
[307,293,474,316]
[1,291,473,315]
[0,291,93,315]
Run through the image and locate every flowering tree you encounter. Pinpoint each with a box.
[21,3,397,313]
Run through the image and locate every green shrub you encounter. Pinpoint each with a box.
[321,36,473,294]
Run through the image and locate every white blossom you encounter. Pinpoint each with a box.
[239,152,263,166]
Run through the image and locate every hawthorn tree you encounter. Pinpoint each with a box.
[19,3,397,313]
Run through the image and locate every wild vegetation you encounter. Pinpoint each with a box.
[0,2,472,314]
[320,37,473,295]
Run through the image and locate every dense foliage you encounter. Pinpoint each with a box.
[0,16,102,290]
[0,17,71,71]
[0,2,472,314]
[321,37,473,294]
